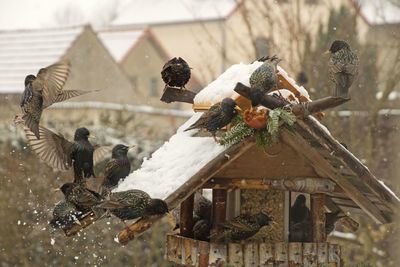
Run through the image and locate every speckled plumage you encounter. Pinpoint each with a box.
[194,192,212,221]
[184,98,240,138]
[60,182,103,213]
[97,189,168,221]
[211,212,272,242]
[49,201,82,229]
[161,57,191,89]
[101,145,131,195]
[250,55,281,93]
[328,40,358,97]
[194,219,211,241]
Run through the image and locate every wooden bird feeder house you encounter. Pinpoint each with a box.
[62,62,399,267]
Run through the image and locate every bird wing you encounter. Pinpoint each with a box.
[72,186,102,207]
[43,90,98,109]
[93,145,113,166]
[184,103,221,131]
[219,216,253,232]
[34,60,70,106]
[104,159,119,178]
[24,125,74,171]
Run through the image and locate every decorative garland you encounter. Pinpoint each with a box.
[220,107,296,148]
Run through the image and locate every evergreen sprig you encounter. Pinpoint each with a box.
[220,107,296,148]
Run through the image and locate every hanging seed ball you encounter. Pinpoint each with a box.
[243,109,268,129]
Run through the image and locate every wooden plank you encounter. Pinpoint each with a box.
[198,240,210,267]
[281,128,389,224]
[190,239,198,267]
[328,243,341,265]
[275,242,288,264]
[180,193,194,238]
[303,243,318,267]
[244,243,259,267]
[288,243,303,266]
[317,243,329,264]
[181,236,196,266]
[211,189,227,235]
[63,212,96,237]
[311,194,326,243]
[165,234,181,264]
[209,243,227,266]
[259,243,274,267]
[228,243,244,267]
[299,117,400,212]
[160,86,196,104]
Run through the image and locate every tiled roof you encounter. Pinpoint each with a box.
[97,27,146,62]
[0,26,84,93]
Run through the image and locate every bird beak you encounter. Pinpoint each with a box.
[53,188,60,192]
[235,106,243,112]
[271,221,278,226]
[324,50,330,55]
[89,135,96,140]
[128,145,135,150]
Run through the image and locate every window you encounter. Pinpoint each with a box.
[255,36,270,58]
[150,77,158,97]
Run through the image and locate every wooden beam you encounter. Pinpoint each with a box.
[299,117,400,212]
[117,140,254,244]
[180,194,194,238]
[63,212,97,237]
[281,128,389,224]
[311,194,326,242]
[211,189,227,232]
[160,86,196,104]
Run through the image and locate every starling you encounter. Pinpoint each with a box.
[96,189,168,223]
[19,60,95,139]
[194,191,212,221]
[58,182,103,213]
[250,55,281,93]
[100,144,133,196]
[210,212,273,243]
[23,125,111,182]
[289,194,312,242]
[49,200,82,229]
[184,98,242,141]
[161,57,191,89]
[327,40,358,97]
[325,210,345,235]
[193,219,211,241]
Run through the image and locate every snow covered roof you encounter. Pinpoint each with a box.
[0,26,85,93]
[97,27,147,62]
[354,0,400,25]
[115,112,226,199]
[113,0,239,26]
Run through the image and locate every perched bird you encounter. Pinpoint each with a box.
[193,219,211,241]
[250,55,281,93]
[23,126,111,182]
[194,191,212,222]
[49,200,82,229]
[96,189,168,226]
[100,144,133,196]
[210,212,273,243]
[289,194,312,242]
[327,40,358,97]
[19,60,94,139]
[58,182,103,213]
[161,57,191,89]
[184,98,242,141]
[325,210,346,235]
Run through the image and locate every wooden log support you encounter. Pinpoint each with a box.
[160,86,197,104]
[303,243,318,267]
[180,193,194,238]
[63,212,97,237]
[198,240,210,267]
[211,189,227,232]
[233,82,350,117]
[311,194,326,243]
[244,243,259,267]
[228,243,244,266]
[118,215,163,245]
[288,243,303,266]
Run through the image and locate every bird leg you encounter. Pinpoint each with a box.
[212,133,219,143]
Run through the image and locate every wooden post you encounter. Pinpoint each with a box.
[311,194,326,242]
[211,189,227,235]
[180,193,194,238]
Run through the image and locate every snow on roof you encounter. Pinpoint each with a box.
[97,28,146,62]
[356,0,400,24]
[113,0,238,26]
[0,26,84,93]
[194,61,263,105]
[115,112,227,200]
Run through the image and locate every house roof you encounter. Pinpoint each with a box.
[116,62,399,236]
[113,0,239,26]
[0,25,85,94]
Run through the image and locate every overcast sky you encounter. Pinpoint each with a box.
[0,0,398,31]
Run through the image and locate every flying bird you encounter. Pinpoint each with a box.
[57,182,103,213]
[23,126,111,182]
[250,55,281,93]
[327,40,359,97]
[184,98,242,141]
[49,200,82,229]
[19,60,95,139]
[100,144,133,196]
[210,212,273,242]
[96,189,168,227]
[161,57,191,90]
